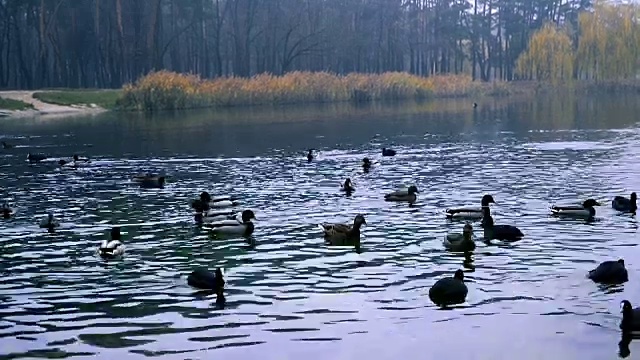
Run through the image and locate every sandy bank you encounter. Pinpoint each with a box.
[0,91,107,119]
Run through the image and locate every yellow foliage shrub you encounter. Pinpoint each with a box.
[118,70,483,111]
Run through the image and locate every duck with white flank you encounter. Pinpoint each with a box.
[446,194,496,220]
[444,223,476,252]
[588,259,628,284]
[482,208,523,242]
[319,214,366,249]
[612,192,637,213]
[27,153,47,164]
[384,185,419,203]
[429,269,468,307]
[551,199,601,219]
[206,209,256,236]
[98,227,125,259]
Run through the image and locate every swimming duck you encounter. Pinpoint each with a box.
[613,193,637,213]
[363,158,372,172]
[444,223,476,252]
[620,300,640,333]
[27,152,47,163]
[307,149,314,162]
[2,141,13,149]
[187,267,226,305]
[2,205,12,219]
[98,227,125,259]
[446,194,496,220]
[428,269,468,307]
[318,214,366,248]
[551,199,601,219]
[341,178,355,193]
[384,185,419,203]
[39,213,60,231]
[133,174,166,189]
[482,210,523,242]
[59,155,91,168]
[206,209,256,236]
[382,147,396,157]
[588,259,628,284]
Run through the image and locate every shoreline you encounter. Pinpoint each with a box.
[0,91,107,119]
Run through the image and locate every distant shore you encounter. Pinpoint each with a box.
[0,90,117,119]
[1,73,639,118]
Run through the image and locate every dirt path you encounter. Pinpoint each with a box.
[0,91,106,118]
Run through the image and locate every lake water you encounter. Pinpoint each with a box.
[1,93,640,360]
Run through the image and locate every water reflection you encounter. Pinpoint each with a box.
[1,93,640,358]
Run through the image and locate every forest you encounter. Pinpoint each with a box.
[0,0,637,90]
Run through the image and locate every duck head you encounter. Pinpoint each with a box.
[463,223,473,240]
[344,178,353,190]
[2,207,10,219]
[200,191,212,203]
[621,300,634,332]
[354,214,367,228]
[481,194,496,206]
[215,267,224,280]
[363,158,371,166]
[618,259,625,266]
[241,210,256,223]
[158,176,166,187]
[583,199,601,208]
[408,186,419,195]
[111,226,121,240]
[73,154,79,161]
[454,269,464,281]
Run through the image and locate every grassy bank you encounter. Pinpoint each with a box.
[33,89,121,110]
[118,71,499,111]
[0,97,33,111]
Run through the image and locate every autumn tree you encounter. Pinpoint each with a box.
[575,1,640,81]
[515,23,574,83]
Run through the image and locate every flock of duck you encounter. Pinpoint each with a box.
[3,144,640,334]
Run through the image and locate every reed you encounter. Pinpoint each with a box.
[118,71,487,111]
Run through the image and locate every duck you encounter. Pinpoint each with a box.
[620,300,640,333]
[206,209,256,236]
[382,147,396,157]
[307,149,314,162]
[187,267,226,305]
[98,227,125,259]
[613,193,637,213]
[2,206,12,219]
[318,214,366,248]
[341,178,355,193]
[443,223,476,252]
[39,213,60,231]
[362,158,372,172]
[482,209,523,242]
[588,259,628,284]
[27,152,47,163]
[384,185,419,203]
[133,174,166,189]
[551,199,600,219]
[59,154,91,168]
[473,102,478,108]
[428,269,468,307]
[446,194,496,220]
[2,141,13,149]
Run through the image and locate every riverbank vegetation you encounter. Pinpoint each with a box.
[33,90,121,110]
[0,97,33,111]
[118,71,491,110]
